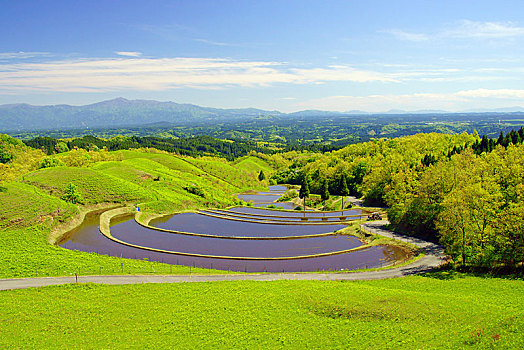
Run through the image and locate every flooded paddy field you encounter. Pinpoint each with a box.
[150,212,346,236]
[61,213,406,271]
[254,202,296,210]
[230,206,363,217]
[113,219,360,257]
[237,193,282,203]
[60,186,408,272]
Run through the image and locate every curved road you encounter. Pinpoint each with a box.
[0,220,445,291]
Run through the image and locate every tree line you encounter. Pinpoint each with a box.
[274,129,524,269]
[23,135,270,161]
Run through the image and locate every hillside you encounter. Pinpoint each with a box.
[0,135,270,278]
[273,130,524,269]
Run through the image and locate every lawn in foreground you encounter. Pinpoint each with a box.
[0,273,522,349]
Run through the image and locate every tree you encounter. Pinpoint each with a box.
[258,170,266,181]
[0,146,13,164]
[493,203,524,266]
[321,179,330,201]
[339,173,350,212]
[62,183,83,204]
[54,142,69,154]
[40,157,64,169]
[299,174,310,214]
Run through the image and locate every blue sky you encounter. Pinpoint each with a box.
[1,0,524,112]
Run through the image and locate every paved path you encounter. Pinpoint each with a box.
[0,220,445,291]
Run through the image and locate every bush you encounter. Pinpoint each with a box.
[0,147,13,164]
[40,157,64,169]
[61,183,83,204]
[183,184,205,198]
[277,189,298,202]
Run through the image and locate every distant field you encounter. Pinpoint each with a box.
[0,273,522,348]
[234,155,273,175]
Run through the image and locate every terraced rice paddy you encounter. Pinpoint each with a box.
[61,186,407,272]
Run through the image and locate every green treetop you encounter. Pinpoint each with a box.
[321,179,330,201]
[339,173,349,211]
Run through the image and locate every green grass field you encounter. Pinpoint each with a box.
[0,273,522,349]
[25,166,154,204]
[0,182,78,230]
[234,155,273,175]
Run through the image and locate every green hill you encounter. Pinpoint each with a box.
[0,143,263,278]
[234,155,273,175]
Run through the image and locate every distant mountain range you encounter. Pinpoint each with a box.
[0,97,523,132]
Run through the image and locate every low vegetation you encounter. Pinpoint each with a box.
[0,274,522,348]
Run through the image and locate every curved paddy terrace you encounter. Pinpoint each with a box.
[60,185,410,272]
[254,202,296,210]
[230,206,363,217]
[196,210,357,224]
[204,209,364,222]
[149,212,347,236]
[112,219,360,258]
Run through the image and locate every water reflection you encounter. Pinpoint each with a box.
[61,212,409,272]
[60,185,408,272]
[230,206,363,217]
[237,194,281,203]
[150,212,346,237]
[113,219,361,257]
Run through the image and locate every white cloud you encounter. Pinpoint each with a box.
[384,20,524,42]
[381,29,429,42]
[0,51,50,60]
[444,20,524,39]
[194,38,239,47]
[0,57,396,93]
[455,88,524,98]
[301,89,524,112]
[115,51,142,57]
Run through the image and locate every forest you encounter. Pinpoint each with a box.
[10,112,524,147]
[1,127,523,270]
[272,127,524,269]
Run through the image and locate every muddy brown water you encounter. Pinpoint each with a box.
[61,212,409,272]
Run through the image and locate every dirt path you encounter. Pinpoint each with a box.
[0,220,445,291]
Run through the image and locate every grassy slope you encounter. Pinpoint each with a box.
[0,150,262,278]
[234,155,273,175]
[25,166,153,204]
[0,273,522,349]
[186,156,264,190]
[0,182,78,230]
